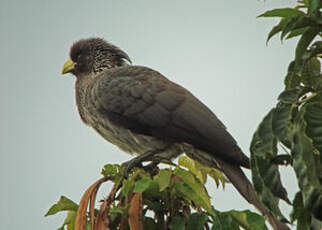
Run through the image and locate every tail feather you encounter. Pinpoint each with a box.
[217,158,290,230]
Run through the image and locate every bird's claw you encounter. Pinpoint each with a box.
[122,160,143,178]
[121,147,170,178]
[122,160,160,178]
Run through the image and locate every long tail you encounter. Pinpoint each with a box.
[217,158,290,230]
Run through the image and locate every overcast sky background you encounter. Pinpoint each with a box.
[1,0,299,229]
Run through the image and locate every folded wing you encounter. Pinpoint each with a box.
[92,66,249,168]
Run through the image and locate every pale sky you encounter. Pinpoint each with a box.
[1,0,298,229]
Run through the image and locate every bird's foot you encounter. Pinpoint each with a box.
[122,147,169,178]
[142,161,159,176]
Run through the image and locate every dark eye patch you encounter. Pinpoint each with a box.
[71,51,81,61]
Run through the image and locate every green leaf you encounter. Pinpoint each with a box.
[45,196,78,216]
[101,164,123,182]
[290,192,311,230]
[154,169,172,191]
[278,89,299,104]
[284,72,301,89]
[141,180,160,196]
[169,216,186,230]
[278,88,310,104]
[308,0,321,15]
[292,104,322,220]
[109,207,127,215]
[266,18,287,44]
[258,8,305,18]
[172,181,211,213]
[304,102,322,155]
[284,15,315,41]
[143,217,160,230]
[174,168,212,212]
[309,91,322,103]
[284,61,301,90]
[309,41,322,58]
[211,210,240,230]
[122,179,134,197]
[133,177,153,193]
[272,102,295,148]
[291,16,315,32]
[286,27,310,40]
[101,164,120,177]
[266,16,313,44]
[294,27,320,72]
[250,110,290,214]
[207,168,227,188]
[178,156,227,187]
[302,57,322,89]
[229,210,268,230]
[251,109,289,204]
[280,16,303,40]
[178,156,206,184]
[63,211,77,230]
[186,213,209,230]
[310,217,322,230]
[302,0,310,7]
[145,200,166,214]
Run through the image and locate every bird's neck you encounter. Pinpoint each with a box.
[75,74,95,124]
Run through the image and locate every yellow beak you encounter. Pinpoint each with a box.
[61,59,75,74]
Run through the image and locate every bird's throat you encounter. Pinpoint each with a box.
[75,76,95,125]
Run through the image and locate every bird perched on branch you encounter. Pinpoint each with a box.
[62,38,289,230]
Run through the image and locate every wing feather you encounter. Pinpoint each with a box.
[92,66,249,167]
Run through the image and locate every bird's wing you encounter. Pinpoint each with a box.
[91,66,249,167]
[90,66,291,230]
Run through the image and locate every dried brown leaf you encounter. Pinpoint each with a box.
[75,177,109,230]
[128,193,143,230]
[95,198,110,230]
[95,180,122,230]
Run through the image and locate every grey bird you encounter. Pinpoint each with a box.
[62,38,289,230]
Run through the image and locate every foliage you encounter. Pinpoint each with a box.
[45,158,267,230]
[252,1,322,229]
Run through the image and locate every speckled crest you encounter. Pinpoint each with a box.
[69,38,132,75]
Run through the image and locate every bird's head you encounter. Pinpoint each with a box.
[62,38,131,77]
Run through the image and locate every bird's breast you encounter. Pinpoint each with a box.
[90,113,183,159]
[76,79,182,159]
